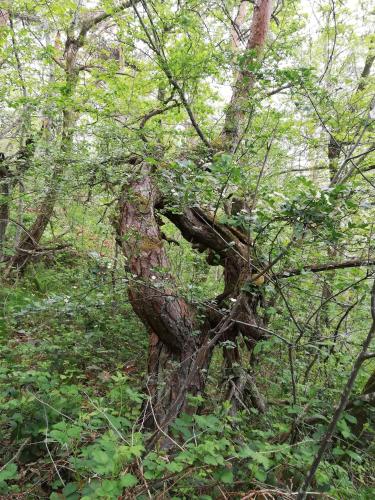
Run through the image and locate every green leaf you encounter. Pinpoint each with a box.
[166,461,185,473]
[252,452,271,468]
[219,469,233,484]
[63,483,78,496]
[120,473,138,488]
[0,463,17,482]
[92,449,110,465]
[337,419,353,439]
[345,450,362,462]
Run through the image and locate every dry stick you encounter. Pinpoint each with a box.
[250,233,300,283]
[297,280,375,500]
[146,387,184,452]
[43,407,65,487]
[249,135,275,219]
[229,318,292,346]
[301,274,371,336]
[0,437,30,473]
[325,299,359,359]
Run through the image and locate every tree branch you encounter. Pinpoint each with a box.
[221,0,272,149]
[80,1,137,36]
[361,352,375,361]
[278,257,375,278]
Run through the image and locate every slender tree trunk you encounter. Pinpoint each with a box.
[5,167,62,273]
[320,51,374,348]
[6,1,135,273]
[0,140,35,262]
[222,0,272,148]
[298,282,375,500]
[0,162,10,258]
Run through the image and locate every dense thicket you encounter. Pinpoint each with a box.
[0,1,374,498]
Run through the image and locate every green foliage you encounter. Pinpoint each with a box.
[0,463,18,495]
[0,0,374,498]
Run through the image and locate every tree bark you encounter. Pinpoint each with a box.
[116,165,271,430]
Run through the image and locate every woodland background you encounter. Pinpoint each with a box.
[0,0,374,498]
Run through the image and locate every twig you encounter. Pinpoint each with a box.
[288,346,297,405]
[0,438,30,473]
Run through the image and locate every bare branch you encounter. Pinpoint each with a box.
[361,352,375,361]
[278,257,375,278]
[266,82,292,97]
[131,2,211,148]
[358,53,375,92]
[318,0,337,83]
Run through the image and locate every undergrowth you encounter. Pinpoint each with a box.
[0,255,374,499]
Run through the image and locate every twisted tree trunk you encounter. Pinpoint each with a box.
[115,0,273,435]
[115,165,269,432]
[116,165,214,430]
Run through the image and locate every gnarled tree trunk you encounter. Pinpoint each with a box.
[116,165,214,431]
[115,0,273,437]
[116,165,270,434]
